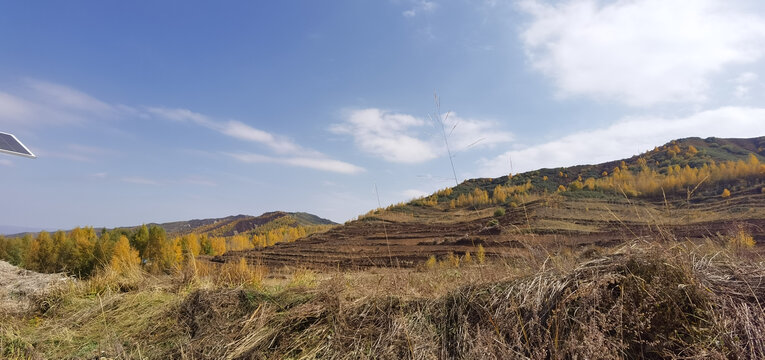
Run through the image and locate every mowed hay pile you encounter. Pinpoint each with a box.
[179,243,765,359]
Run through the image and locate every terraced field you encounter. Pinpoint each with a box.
[216,189,765,269]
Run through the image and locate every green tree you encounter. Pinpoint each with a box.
[131,224,149,260]
[93,230,115,270]
[144,226,177,273]
[200,234,213,255]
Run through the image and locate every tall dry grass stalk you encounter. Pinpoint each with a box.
[170,239,765,359]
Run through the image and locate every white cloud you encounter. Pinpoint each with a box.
[479,106,765,176]
[331,108,437,163]
[402,189,429,199]
[443,112,514,152]
[0,158,13,166]
[228,152,364,174]
[403,0,437,17]
[331,108,512,164]
[520,0,765,106]
[0,93,34,123]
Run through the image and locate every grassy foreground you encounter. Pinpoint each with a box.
[1,237,764,359]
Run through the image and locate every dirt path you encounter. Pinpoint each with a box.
[0,260,68,314]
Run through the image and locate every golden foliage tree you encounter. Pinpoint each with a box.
[110,235,141,275]
[209,237,227,256]
[178,233,201,257]
[227,234,254,252]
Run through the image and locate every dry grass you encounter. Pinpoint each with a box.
[168,239,765,359]
[2,237,764,359]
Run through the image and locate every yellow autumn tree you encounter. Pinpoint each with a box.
[179,233,201,257]
[110,235,141,275]
[492,185,508,203]
[228,234,253,252]
[210,237,227,256]
[26,231,58,273]
[722,188,731,198]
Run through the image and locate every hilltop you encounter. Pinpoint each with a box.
[452,136,765,198]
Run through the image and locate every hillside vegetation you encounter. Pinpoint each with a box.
[218,137,764,270]
[401,136,765,211]
[0,212,334,278]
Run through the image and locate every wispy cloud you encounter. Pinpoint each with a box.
[149,107,361,174]
[330,108,512,164]
[147,107,310,155]
[25,79,114,114]
[0,79,124,127]
[519,0,765,106]
[0,158,13,167]
[182,176,217,187]
[227,152,364,174]
[479,106,765,176]
[121,176,160,185]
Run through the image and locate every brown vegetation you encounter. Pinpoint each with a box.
[3,237,764,359]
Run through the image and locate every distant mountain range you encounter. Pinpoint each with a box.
[2,211,336,238]
[0,225,56,236]
[135,211,336,237]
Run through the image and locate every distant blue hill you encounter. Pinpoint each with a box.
[0,225,55,236]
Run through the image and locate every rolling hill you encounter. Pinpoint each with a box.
[2,211,335,240]
[139,211,336,237]
[219,136,765,269]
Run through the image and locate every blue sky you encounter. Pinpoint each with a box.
[2,0,765,230]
